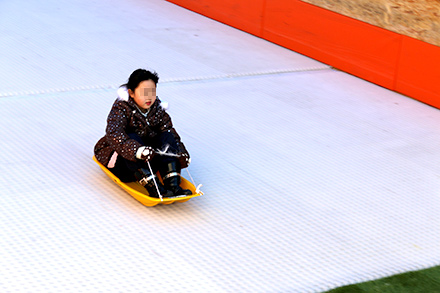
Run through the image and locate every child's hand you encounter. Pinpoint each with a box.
[179,152,191,168]
[136,146,155,162]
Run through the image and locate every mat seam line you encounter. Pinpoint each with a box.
[0,66,331,98]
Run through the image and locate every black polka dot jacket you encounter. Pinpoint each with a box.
[94,96,190,169]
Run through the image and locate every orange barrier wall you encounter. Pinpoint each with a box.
[396,36,440,108]
[167,0,265,36]
[167,0,440,109]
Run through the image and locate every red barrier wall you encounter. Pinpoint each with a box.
[168,0,265,36]
[396,37,440,108]
[167,0,440,109]
[262,1,401,90]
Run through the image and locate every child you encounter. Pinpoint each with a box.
[94,69,192,198]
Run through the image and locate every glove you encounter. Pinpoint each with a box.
[136,146,155,162]
[179,152,191,169]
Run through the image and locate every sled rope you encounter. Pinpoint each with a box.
[184,168,195,187]
[186,168,203,195]
[155,144,180,157]
[147,160,163,201]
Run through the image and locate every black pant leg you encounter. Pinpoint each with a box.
[109,133,148,182]
[155,131,180,165]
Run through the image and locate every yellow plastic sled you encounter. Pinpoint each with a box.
[93,156,202,207]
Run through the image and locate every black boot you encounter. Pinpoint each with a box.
[161,161,192,196]
[135,168,173,198]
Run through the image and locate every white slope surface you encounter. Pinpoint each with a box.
[0,0,439,292]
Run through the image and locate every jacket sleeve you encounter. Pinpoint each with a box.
[105,101,142,162]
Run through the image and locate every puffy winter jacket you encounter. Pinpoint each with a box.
[94,92,189,168]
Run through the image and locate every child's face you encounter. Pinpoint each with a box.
[129,79,157,111]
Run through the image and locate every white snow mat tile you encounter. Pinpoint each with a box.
[0,0,439,292]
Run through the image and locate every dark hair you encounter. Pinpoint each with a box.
[121,69,159,92]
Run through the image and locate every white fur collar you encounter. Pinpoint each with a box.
[117,87,129,101]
